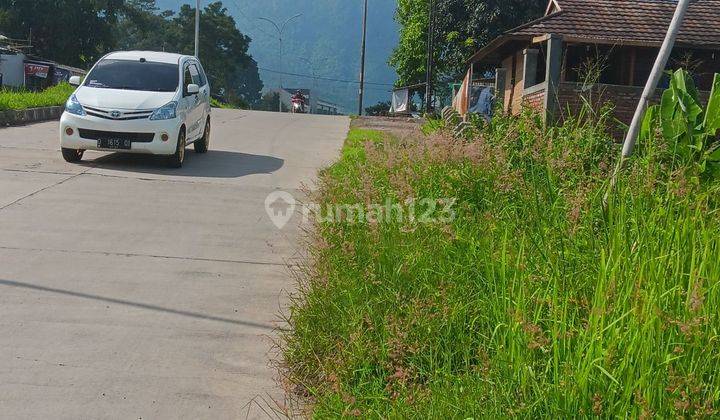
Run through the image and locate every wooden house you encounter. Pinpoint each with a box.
[467,0,720,126]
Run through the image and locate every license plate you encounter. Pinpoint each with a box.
[98,138,131,150]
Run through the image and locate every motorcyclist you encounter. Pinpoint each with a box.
[291,90,306,112]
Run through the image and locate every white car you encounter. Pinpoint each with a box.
[60,51,211,168]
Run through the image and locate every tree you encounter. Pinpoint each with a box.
[226,57,263,108]
[0,0,264,107]
[390,0,546,87]
[163,2,263,107]
[0,0,122,67]
[114,0,174,52]
[258,92,287,112]
[365,101,391,116]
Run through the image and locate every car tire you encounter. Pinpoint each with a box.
[61,148,84,163]
[194,119,210,154]
[168,129,186,168]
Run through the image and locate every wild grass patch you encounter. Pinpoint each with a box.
[283,110,720,417]
[0,83,75,111]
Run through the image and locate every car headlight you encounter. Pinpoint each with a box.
[149,101,178,121]
[65,94,86,116]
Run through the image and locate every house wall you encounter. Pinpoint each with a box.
[501,55,514,113]
[509,82,711,139]
[511,52,525,115]
[556,82,710,126]
[523,84,546,113]
[501,52,527,115]
[556,83,656,124]
[0,52,26,87]
[494,41,717,134]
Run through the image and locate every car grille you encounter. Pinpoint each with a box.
[84,106,154,121]
[78,129,155,143]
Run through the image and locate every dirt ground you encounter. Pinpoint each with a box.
[353,116,424,138]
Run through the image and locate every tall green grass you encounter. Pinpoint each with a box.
[283,108,720,417]
[0,83,74,111]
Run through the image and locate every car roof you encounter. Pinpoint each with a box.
[103,51,193,64]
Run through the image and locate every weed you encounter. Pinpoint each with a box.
[283,105,720,417]
[0,83,74,111]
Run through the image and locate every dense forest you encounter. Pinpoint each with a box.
[0,0,264,107]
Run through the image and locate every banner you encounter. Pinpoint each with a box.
[53,68,72,84]
[24,63,50,79]
[390,89,409,113]
[452,69,471,115]
[469,86,495,121]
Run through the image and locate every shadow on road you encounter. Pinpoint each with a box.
[84,150,285,178]
[0,278,279,330]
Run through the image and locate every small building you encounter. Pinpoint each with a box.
[316,99,341,115]
[1,44,85,90]
[466,0,720,128]
[0,46,26,88]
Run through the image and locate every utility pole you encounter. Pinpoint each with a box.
[619,0,691,159]
[606,0,691,205]
[194,0,200,58]
[425,0,435,114]
[259,14,303,113]
[358,0,368,116]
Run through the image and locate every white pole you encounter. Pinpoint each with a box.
[279,34,283,112]
[619,0,691,158]
[258,14,302,113]
[194,0,200,58]
[606,0,691,206]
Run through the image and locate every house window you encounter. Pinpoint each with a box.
[669,49,720,91]
[564,45,635,86]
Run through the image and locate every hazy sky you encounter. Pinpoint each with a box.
[157,0,399,112]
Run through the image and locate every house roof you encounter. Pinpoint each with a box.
[470,0,720,63]
[515,0,720,46]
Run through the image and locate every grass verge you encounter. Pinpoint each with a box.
[0,83,75,111]
[210,97,241,109]
[283,112,720,417]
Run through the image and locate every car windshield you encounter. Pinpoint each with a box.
[84,59,179,92]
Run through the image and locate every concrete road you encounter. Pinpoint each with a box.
[0,110,348,419]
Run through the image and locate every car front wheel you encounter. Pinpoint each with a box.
[168,130,186,168]
[61,148,84,163]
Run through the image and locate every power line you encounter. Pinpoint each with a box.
[258,67,393,87]
[226,0,283,40]
[224,1,395,90]
[224,1,393,101]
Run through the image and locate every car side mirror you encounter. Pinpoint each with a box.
[69,76,82,86]
[187,84,200,95]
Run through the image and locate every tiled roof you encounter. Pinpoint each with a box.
[511,0,720,47]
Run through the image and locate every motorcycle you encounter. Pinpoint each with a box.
[291,97,307,114]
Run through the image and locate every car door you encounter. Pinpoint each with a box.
[193,62,211,122]
[181,63,201,139]
[188,63,208,134]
